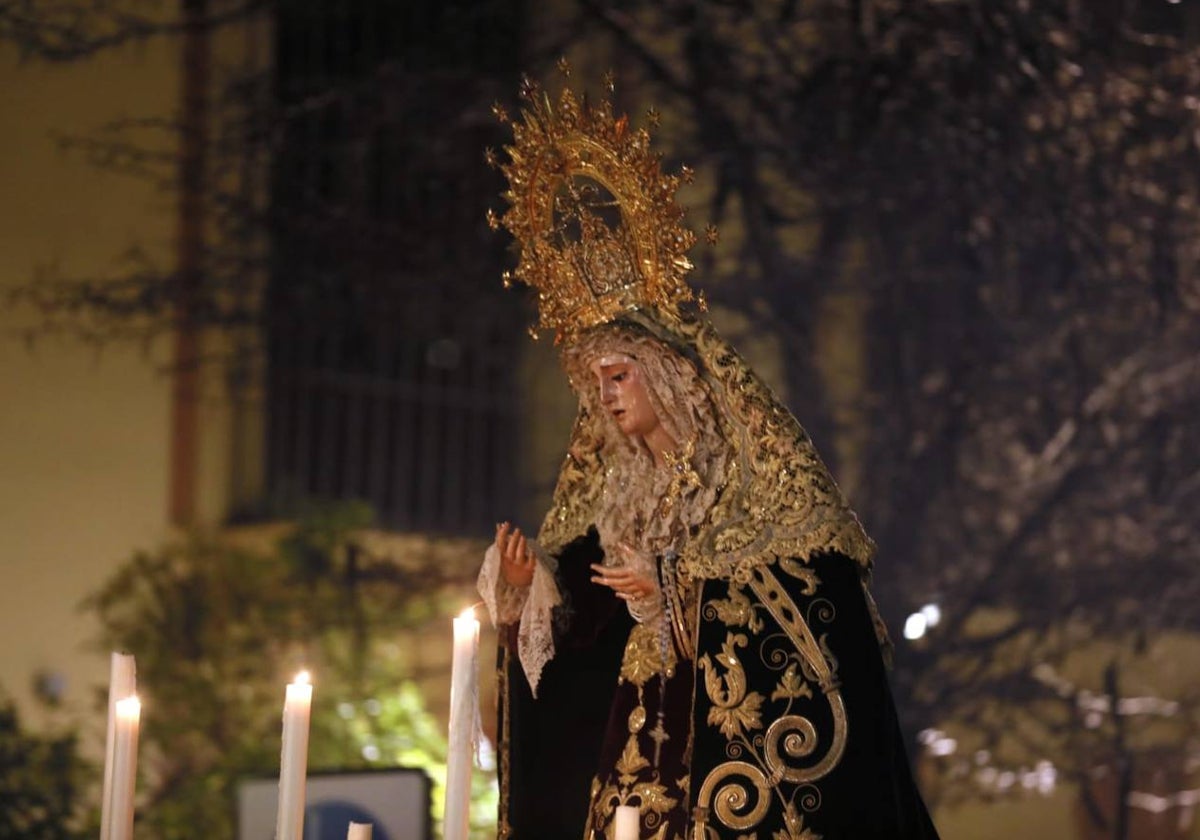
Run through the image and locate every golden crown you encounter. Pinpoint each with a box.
[486,73,708,342]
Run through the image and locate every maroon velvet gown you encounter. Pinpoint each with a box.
[495,528,941,840]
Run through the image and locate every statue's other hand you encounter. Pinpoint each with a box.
[590,563,656,601]
[495,521,535,587]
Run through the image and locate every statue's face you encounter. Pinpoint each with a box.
[591,353,661,441]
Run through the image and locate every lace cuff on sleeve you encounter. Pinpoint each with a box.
[476,540,561,698]
[626,590,663,624]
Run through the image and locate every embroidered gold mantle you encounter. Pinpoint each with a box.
[539,309,877,587]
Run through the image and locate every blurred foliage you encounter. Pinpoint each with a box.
[0,696,92,840]
[336,683,499,838]
[84,502,495,840]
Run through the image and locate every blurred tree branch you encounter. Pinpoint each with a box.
[0,0,266,61]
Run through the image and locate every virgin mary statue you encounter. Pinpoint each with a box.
[477,77,941,840]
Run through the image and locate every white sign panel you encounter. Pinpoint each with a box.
[238,769,431,840]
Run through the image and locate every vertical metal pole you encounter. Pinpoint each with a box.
[169,0,210,526]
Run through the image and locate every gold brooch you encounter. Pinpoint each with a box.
[660,438,702,516]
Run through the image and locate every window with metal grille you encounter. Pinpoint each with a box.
[266,0,524,536]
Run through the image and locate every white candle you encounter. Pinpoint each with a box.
[101,653,136,840]
[443,607,480,840]
[614,804,639,840]
[108,696,141,840]
[346,822,372,840]
[276,670,313,840]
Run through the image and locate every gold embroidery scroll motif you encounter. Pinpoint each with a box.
[692,570,846,837]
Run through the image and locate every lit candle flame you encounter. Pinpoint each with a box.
[293,670,311,686]
[115,695,141,721]
[458,606,476,622]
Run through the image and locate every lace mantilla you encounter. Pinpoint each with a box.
[541,311,875,577]
[477,540,560,697]
[536,309,890,656]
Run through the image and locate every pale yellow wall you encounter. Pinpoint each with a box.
[0,39,178,729]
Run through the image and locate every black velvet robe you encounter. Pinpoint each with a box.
[496,529,940,839]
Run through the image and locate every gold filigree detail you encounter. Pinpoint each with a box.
[590,733,682,839]
[748,567,849,783]
[762,711,850,784]
[694,760,771,831]
[703,583,765,634]
[777,558,820,595]
[774,803,823,840]
[617,735,651,782]
[698,633,764,740]
[633,779,678,815]
[621,622,676,686]
[660,437,703,517]
[628,704,647,734]
[687,566,852,840]
[766,715,819,761]
[770,664,814,703]
[667,562,698,662]
[492,82,697,341]
[670,313,878,584]
[748,567,838,692]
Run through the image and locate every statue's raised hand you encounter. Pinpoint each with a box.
[495,521,535,588]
